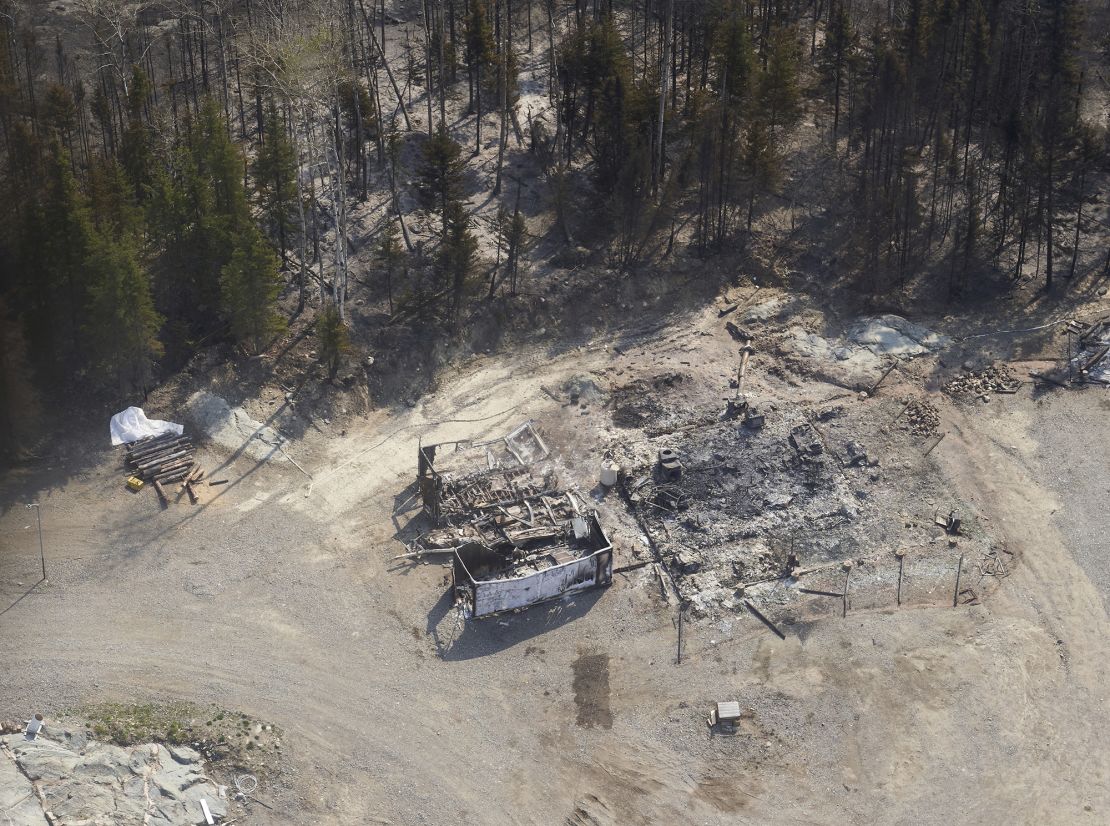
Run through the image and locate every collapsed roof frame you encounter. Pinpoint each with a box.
[416,421,613,619]
[418,421,553,524]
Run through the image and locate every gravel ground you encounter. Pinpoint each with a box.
[1027,391,1110,612]
[2,296,1110,825]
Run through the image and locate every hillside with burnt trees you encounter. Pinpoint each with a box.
[0,0,1107,453]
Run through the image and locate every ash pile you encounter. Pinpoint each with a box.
[614,394,982,619]
[414,422,613,619]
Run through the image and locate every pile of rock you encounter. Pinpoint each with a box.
[944,363,1020,401]
[0,731,229,826]
[904,400,940,436]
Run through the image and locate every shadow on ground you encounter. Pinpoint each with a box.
[425,585,606,661]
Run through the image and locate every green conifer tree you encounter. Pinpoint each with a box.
[24,145,95,378]
[253,100,298,263]
[465,0,496,151]
[119,67,154,200]
[416,123,465,235]
[315,302,349,380]
[83,234,164,397]
[377,220,403,315]
[440,199,477,320]
[758,27,802,135]
[220,231,286,354]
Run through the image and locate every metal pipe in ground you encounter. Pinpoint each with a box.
[842,561,853,618]
[895,549,905,606]
[953,554,964,607]
[676,606,684,665]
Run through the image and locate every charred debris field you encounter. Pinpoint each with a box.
[402,306,1107,649]
[2,0,1110,822]
[3,285,1110,825]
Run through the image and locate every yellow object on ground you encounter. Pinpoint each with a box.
[126,476,144,492]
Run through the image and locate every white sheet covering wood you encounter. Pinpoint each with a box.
[109,406,184,446]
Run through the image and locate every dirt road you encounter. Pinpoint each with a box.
[2,307,1109,825]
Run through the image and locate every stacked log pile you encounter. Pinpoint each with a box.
[125,433,205,504]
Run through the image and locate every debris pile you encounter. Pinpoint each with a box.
[610,380,982,619]
[610,373,687,430]
[124,432,205,505]
[1066,315,1110,384]
[902,399,940,436]
[943,363,1020,399]
[415,422,613,618]
[618,408,877,615]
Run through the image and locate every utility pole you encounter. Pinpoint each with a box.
[25,503,45,581]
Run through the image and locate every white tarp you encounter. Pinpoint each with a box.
[109,406,184,446]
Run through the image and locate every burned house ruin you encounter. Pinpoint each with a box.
[610,342,991,619]
[416,422,613,619]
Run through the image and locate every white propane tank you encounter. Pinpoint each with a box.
[600,461,619,487]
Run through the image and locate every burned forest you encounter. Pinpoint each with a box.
[1,0,1110,824]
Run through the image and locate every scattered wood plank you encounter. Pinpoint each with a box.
[953,554,964,607]
[1030,370,1070,389]
[612,559,653,574]
[390,548,458,561]
[868,360,899,396]
[923,432,947,457]
[1078,315,1110,346]
[725,321,751,342]
[1080,344,1110,375]
[655,563,678,605]
[180,464,201,492]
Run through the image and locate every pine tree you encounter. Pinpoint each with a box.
[416,123,465,235]
[503,203,527,295]
[822,2,854,140]
[465,0,496,153]
[220,231,286,354]
[377,220,404,315]
[148,99,259,360]
[316,302,349,380]
[741,118,779,234]
[119,67,154,200]
[758,27,802,135]
[21,144,96,380]
[87,156,143,241]
[83,234,163,397]
[253,100,298,264]
[440,198,477,319]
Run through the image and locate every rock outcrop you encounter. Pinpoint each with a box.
[0,732,227,826]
